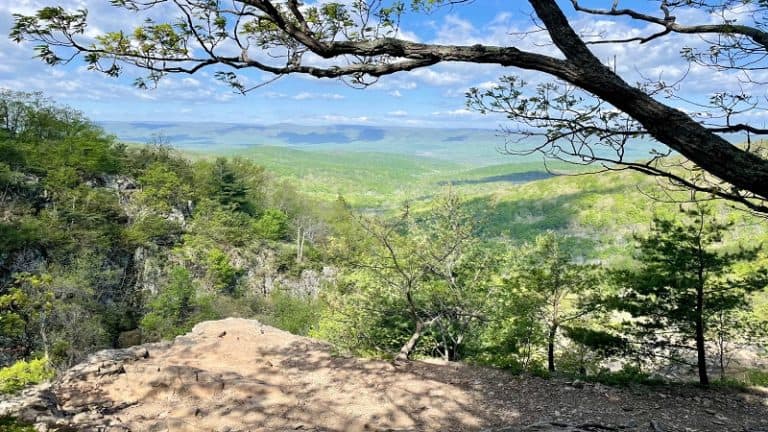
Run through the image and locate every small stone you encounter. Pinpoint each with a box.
[72,412,93,423]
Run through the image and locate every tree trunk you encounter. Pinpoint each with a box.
[40,313,50,360]
[695,284,710,385]
[395,318,436,362]
[296,226,303,263]
[717,313,726,381]
[547,323,558,373]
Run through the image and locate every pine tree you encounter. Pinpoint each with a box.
[613,205,766,385]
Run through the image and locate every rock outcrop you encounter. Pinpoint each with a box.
[0,345,157,431]
[2,318,766,432]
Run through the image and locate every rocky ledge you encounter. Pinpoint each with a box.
[0,345,161,431]
[1,319,766,432]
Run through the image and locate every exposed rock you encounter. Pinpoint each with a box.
[133,244,165,295]
[485,422,621,431]
[2,319,766,432]
[91,174,138,193]
[0,382,61,424]
[0,345,157,430]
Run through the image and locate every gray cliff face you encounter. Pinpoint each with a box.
[133,244,164,296]
[130,235,337,299]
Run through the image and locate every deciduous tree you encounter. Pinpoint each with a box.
[506,232,600,372]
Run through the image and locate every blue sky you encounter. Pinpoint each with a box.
[1,1,764,129]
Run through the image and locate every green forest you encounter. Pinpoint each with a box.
[1,90,767,407]
[5,0,768,429]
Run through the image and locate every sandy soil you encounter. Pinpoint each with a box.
[55,318,768,432]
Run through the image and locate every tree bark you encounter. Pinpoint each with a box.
[296,226,303,263]
[395,317,437,362]
[547,323,558,372]
[527,0,768,203]
[695,283,709,385]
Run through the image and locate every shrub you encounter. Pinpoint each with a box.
[205,248,239,294]
[253,208,289,241]
[261,290,321,336]
[589,364,664,387]
[743,368,768,386]
[0,417,35,432]
[140,267,219,340]
[0,358,54,394]
[124,215,182,246]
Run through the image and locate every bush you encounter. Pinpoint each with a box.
[124,215,182,246]
[205,248,239,294]
[589,364,664,387]
[253,208,289,241]
[467,353,527,375]
[740,368,768,386]
[261,290,321,336]
[0,417,35,432]
[140,267,219,340]
[0,358,54,394]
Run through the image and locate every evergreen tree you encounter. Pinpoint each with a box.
[208,158,250,214]
[613,205,767,385]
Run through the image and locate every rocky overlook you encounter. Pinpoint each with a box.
[2,318,767,432]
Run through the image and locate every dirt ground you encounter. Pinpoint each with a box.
[54,318,768,432]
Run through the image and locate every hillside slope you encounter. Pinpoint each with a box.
[2,319,767,432]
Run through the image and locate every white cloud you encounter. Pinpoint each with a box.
[410,69,464,86]
[394,29,420,43]
[292,92,345,100]
[431,108,474,117]
[182,78,201,87]
[474,81,499,90]
[317,114,370,123]
[1,0,762,129]
[262,91,287,98]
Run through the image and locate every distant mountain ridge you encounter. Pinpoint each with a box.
[99,121,514,166]
[99,121,661,168]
